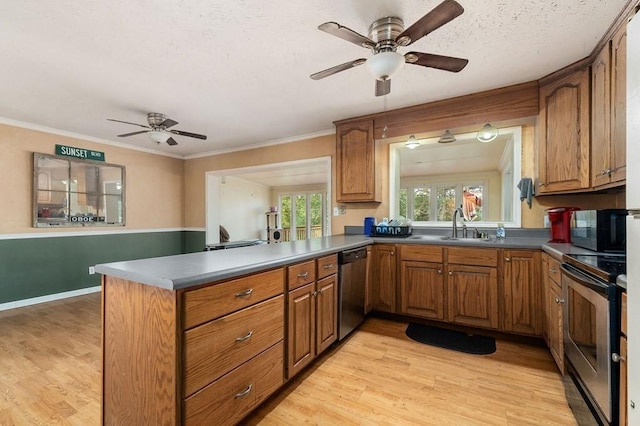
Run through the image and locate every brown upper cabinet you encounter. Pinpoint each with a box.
[538,65,591,194]
[335,118,379,203]
[609,23,627,185]
[592,21,627,189]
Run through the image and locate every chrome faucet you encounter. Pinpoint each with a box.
[452,205,464,239]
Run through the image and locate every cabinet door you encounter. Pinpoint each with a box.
[446,264,498,329]
[610,23,627,184]
[365,246,373,314]
[370,244,397,313]
[547,282,564,374]
[316,275,338,355]
[620,335,628,426]
[538,67,591,193]
[501,250,542,336]
[541,254,550,345]
[400,261,445,320]
[335,119,377,202]
[287,283,315,378]
[592,43,612,187]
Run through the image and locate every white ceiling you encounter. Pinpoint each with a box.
[0,0,628,158]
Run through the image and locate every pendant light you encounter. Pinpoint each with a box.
[438,130,456,144]
[404,135,421,149]
[477,123,498,143]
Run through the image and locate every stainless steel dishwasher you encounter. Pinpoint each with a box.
[338,247,367,340]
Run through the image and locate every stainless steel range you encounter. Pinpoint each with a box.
[562,253,626,425]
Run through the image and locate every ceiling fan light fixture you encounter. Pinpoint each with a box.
[438,129,456,144]
[148,130,170,144]
[477,123,498,143]
[404,135,421,149]
[365,51,405,81]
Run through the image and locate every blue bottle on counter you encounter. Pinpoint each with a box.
[364,217,375,236]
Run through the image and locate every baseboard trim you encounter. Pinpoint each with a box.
[0,286,102,312]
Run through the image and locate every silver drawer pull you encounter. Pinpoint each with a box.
[235,289,253,298]
[554,298,565,304]
[298,271,309,278]
[234,384,253,398]
[549,268,557,273]
[235,331,253,342]
[323,264,334,269]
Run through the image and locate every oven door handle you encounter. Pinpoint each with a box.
[561,263,608,295]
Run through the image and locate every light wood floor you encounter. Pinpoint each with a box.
[0,293,577,425]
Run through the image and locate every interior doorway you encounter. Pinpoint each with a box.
[205,157,331,245]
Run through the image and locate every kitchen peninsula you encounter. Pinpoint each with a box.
[97,233,560,425]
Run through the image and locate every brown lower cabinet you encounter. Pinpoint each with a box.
[286,255,338,379]
[542,252,564,373]
[102,268,286,426]
[620,292,628,425]
[370,244,397,312]
[395,245,541,336]
[501,250,542,335]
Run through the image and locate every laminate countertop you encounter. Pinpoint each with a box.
[95,235,371,290]
[95,233,588,291]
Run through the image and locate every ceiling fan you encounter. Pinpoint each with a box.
[107,112,207,146]
[310,0,469,96]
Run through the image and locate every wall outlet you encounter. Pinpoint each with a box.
[339,205,346,215]
[88,266,95,275]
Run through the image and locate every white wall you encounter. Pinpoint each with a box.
[219,176,271,241]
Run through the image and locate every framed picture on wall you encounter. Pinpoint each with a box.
[33,152,126,227]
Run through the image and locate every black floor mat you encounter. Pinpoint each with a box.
[405,323,496,355]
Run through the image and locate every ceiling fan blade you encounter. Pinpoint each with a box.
[310,59,366,80]
[318,22,375,49]
[405,52,468,72]
[166,137,178,146]
[169,129,207,140]
[375,79,391,97]
[117,130,149,137]
[107,118,150,129]
[396,0,464,46]
[159,118,179,129]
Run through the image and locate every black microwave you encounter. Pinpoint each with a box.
[570,209,627,252]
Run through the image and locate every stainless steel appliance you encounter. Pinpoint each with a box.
[627,10,640,424]
[562,253,626,425]
[570,210,627,252]
[338,247,367,340]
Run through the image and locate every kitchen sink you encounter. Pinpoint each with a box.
[408,235,492,242]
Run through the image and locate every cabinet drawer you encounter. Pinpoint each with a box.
[287,260,316,290]
[317,254,338,280]
[547,256,562,286]
[400,245,443,262]
[184,341,284,426]
[183,268,284,329]
[446,247,497,267]
[183,295,284,398]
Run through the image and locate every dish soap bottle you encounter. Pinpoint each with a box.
[496,223,505,239]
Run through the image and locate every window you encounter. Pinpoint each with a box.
[277,191,328,241]
[401,182,485,224]
[33,153,125,227]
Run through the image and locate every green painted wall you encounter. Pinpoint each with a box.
[0,230,206,304]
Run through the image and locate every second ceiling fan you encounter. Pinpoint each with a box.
[310,0,469,96]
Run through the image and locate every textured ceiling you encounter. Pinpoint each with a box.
[0,0,628,158]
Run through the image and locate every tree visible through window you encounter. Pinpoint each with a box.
[400,182,485,223]
[278,191,327,241]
